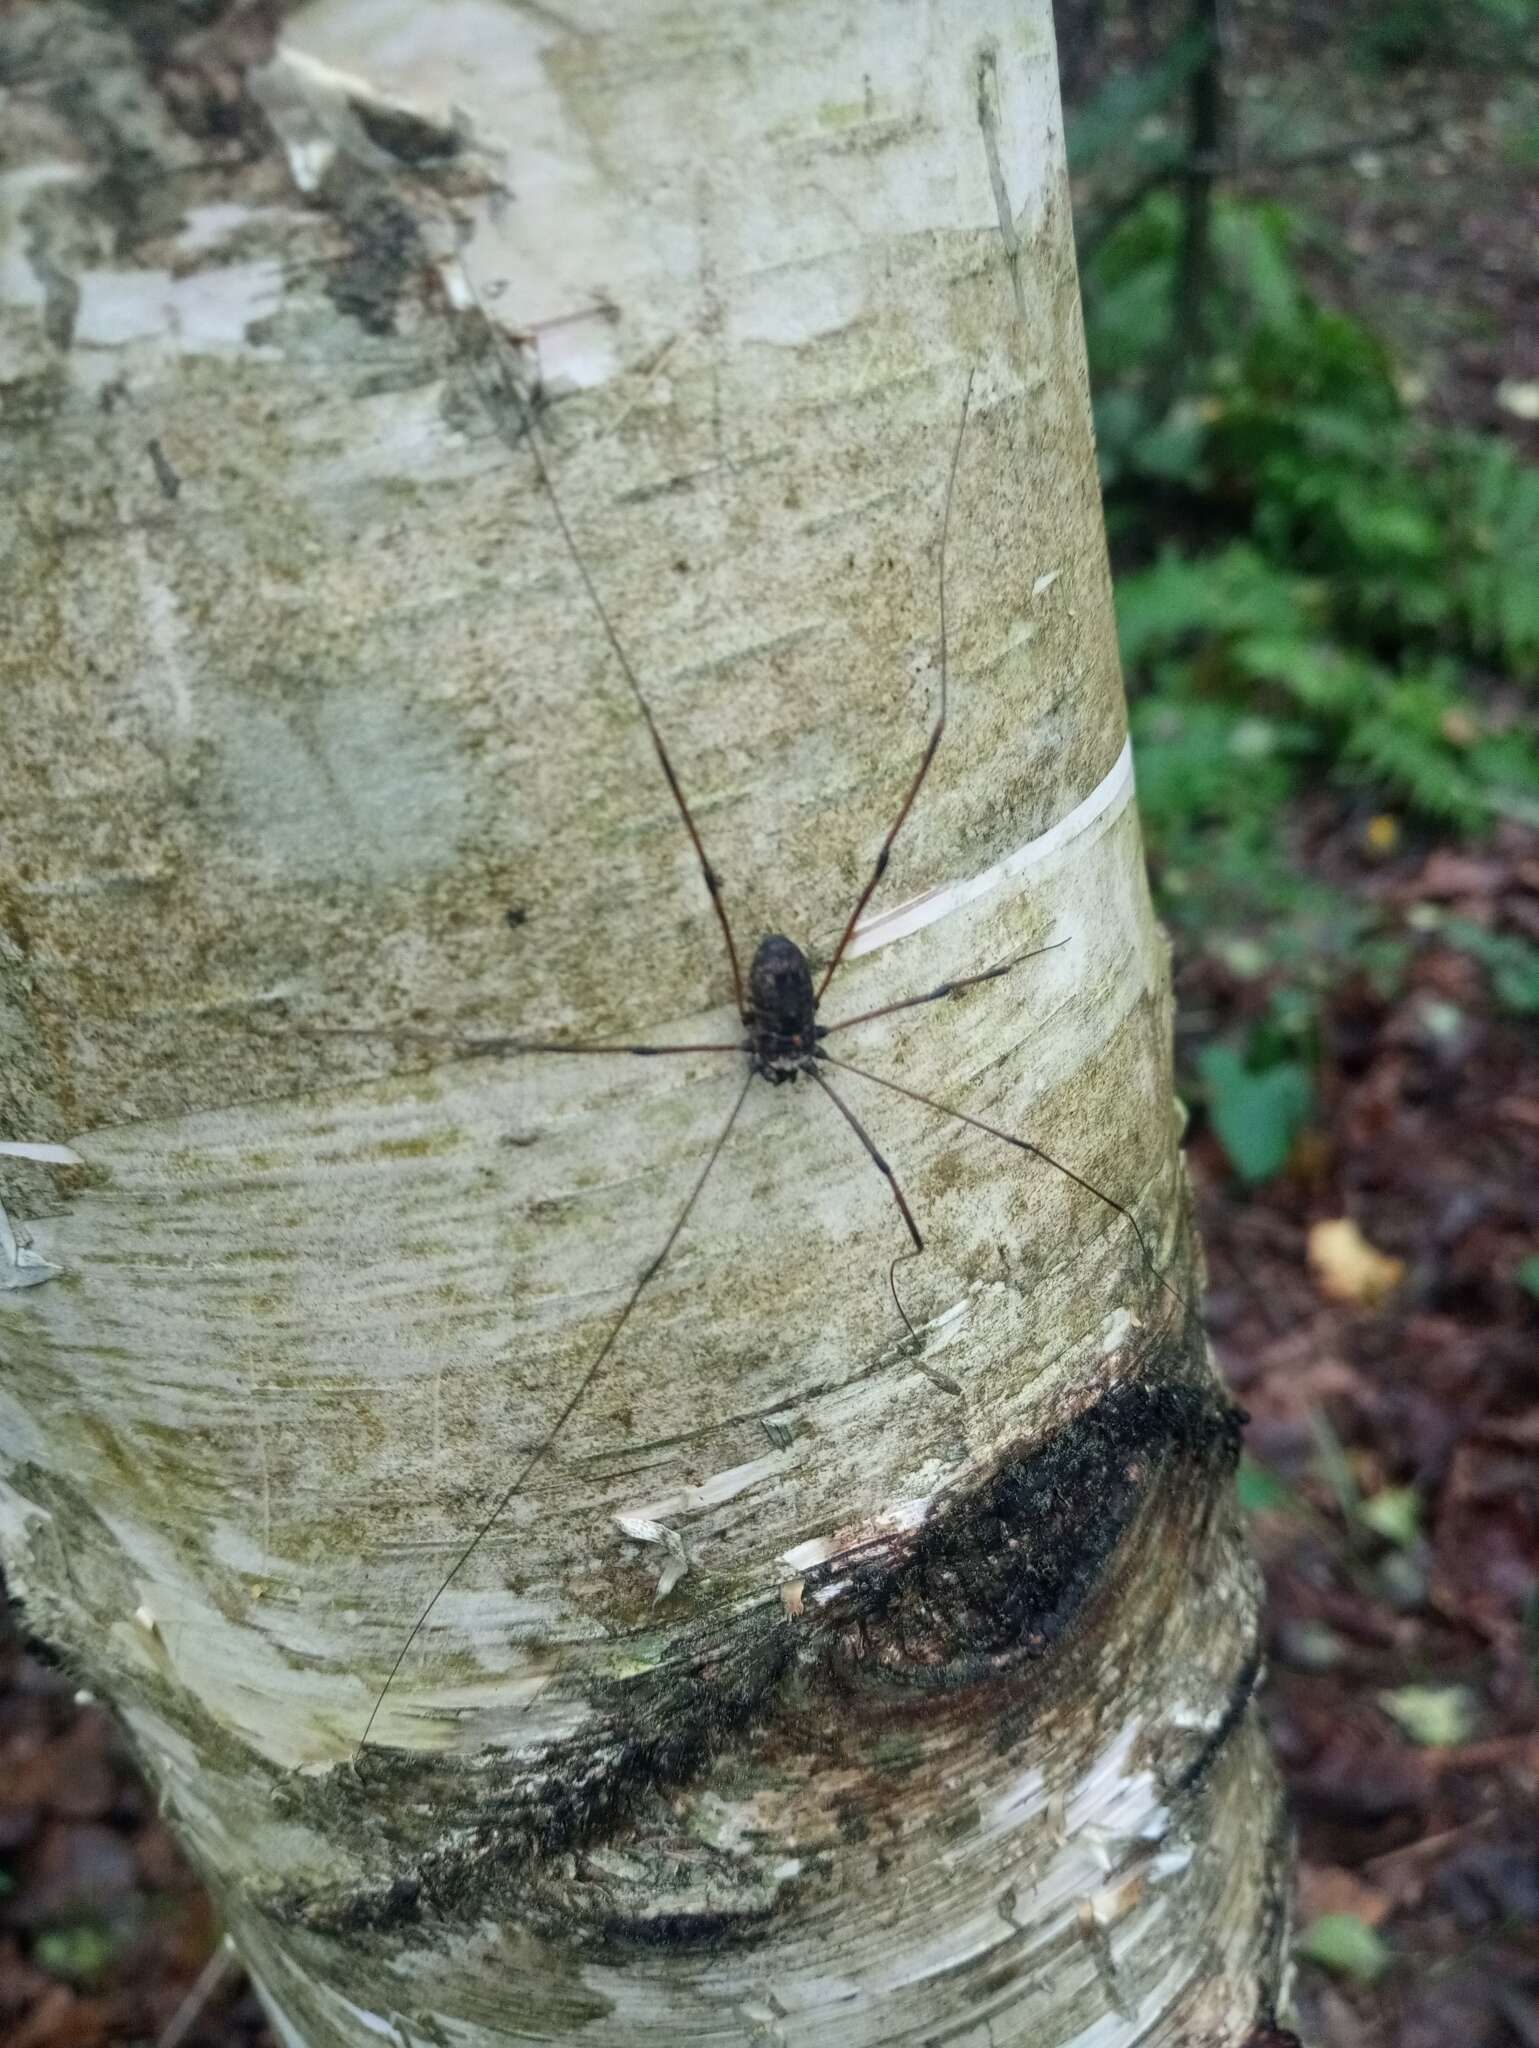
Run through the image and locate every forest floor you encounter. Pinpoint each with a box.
[1116,4,1539,2042]
[1193,820,1539,2048]
[1,4,1537,2044]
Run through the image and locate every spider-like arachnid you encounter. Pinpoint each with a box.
[349,311,1178,1756]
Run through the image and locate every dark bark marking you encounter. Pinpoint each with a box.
[279,1327,1246,1944]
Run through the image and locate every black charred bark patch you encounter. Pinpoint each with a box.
[280,1336,1245,1942]
[835,1371,1242,1693]
[316,165,427,338]
[284,1612,799,1936]
[595,1906,775,1955]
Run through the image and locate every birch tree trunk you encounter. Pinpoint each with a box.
[0,2,1290,2042]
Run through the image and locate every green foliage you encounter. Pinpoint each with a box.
[1071,58,1539,1185]
[1092,196,1539,687]
[1236,1454,1294,1514]
[1066,27,1209,175]
[1298,1913,1394,1984]
[1358,1486,1423,1548]
[1080,187,1539,961]
[1351,0,1539,70]
[1443,919,1539,1015]
[1197,1042,1312,1184]
[32,1920,119,1987]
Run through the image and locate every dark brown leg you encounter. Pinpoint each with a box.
[886,1250,964,1394]
[814,371,976,1006]
[810,1066,923,1251]
[822,1054,1188,1316]
[819,940,1066,1037]
[356,1069,754,1757]
[299,1025,748,1061]
[448,255,748,1020]
[889,1246,923,1338]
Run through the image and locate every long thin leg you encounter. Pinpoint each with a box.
[356,1069,754,1757]
[300,1024,747,1061]
[446,255,747,1020]
[812,1069,968,1382]
[885,1242,965,1397]
[822,1054,1187,1316]
[889,1246,923,1338]
[819,940,1066,1037]
[810,1066,923,1251]
[814,371,976,1006]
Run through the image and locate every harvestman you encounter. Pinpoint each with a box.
[351,312,1179,1756]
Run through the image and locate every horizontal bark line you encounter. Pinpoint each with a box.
[847,734,1135,958]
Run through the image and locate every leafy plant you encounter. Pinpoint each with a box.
[1198,1042,1312,1184]
[1079,188,1539,970]
[1349,0,1539,70]
[1068,35,1539,1176]
[1442,918,1539,1016]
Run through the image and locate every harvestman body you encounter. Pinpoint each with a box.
[350,314,1179,1756]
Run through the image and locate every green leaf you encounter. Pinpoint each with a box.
[1378,1683,1478,1747]
[1066,28,1211,172]
[1236,1456,1292,1513]
[1358,1486,1422,1548]
[1236,634,1372,715]
[1517,1255,1539,1300]
[1298,1914,1392,1985]
[1117,545,1307,667]
[33,1921,118,1987]
[1213,203,1304,334]
[1443,920,1539,1015]
[1197,1045,1312,1184]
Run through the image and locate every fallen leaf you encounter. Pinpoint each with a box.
[1358,1485,1422,1547]
[1297,1861,1392,1928]
[1307,1218,1404,1307]
[1413,849,1505,899]
[1440,708,1481,748]
[1497,377,1539,422]
[1297,1911,1392,1984]
[1379,1683,1478,1748]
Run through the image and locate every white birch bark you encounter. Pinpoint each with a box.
[0,2,1289,2043]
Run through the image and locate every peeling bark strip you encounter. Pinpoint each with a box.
[0,2,1288,2042]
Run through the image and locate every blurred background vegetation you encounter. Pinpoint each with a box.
[1058,3,1539,2043]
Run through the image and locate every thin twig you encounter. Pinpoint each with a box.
[158,1935,241,2048]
